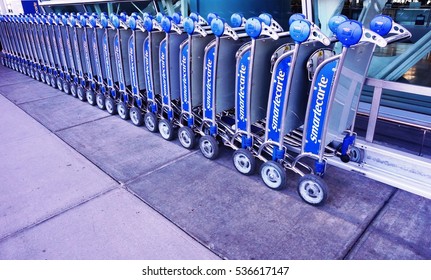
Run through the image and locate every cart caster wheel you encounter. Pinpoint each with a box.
[50,76,57,88]
[86,90,96,106]
[56,77,63,91]
[63,81,70,94]
[45,74,51,86]
[260,160,286,190]
[233,148,256,176]
[117,101,130,120]
[199,135,219,160]
[77,86,86,101]
[144,112,158,132]
[130,107,143,126]
[340,154,350,163]
[297,174,328,206]
[34,71,40,81]
[349,146,364,163]
[178,126,196,149]
[105,97,117,115]
[159,119,175,141]
[40,73,46,83]
[96,93,106,110]
[70,84,78,98]
[31,70,35,79]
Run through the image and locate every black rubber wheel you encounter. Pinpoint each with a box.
[260,160,286,190]
[199,135,219,160]
[50,75,56,88]
[40,73,46,83]
[130,107,144,126]
[96,93,106,110]
[105,97,117,115]
[233,148,256,176]
[158,119,175,141]
[45,74,51,86]
[70,84,78,98]
[34,71,40,81]
[117,101,130,120]
[178,126,196,149]
[144,112,158,132]
[63,81,70,95]
[77,86,86,101]
[349,146,364,163]
[56,77,63,91]
[86,90,96,106]
[297,174,328,206]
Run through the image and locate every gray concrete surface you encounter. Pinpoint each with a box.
[0,65,430,260]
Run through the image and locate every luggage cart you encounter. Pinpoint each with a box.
[51,13,73,93]
[58,14,80,95]
[141,15,165,133]
[44,14,64,89]
[85,13,105,105]
[155,16,187,140]
[8,15,26,73]
[291,16,411,205]
[1,16,19,71]
[197,16,252,159]
[12,16,31,76]
[23,15,43,80]
[254,17,385,205]
[126,14,148,126]
[75,14,98,102]
[110,13,134,119]
[39,15,58,87]
[98,13,119,112]
[229,16,293,175]
[34,15,53,85]
[176,16,214,148]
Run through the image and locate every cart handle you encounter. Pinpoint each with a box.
[183,17,207,37]
[207,13,218,26]
[328,15,348,34]
[190,12,208,26]
[259,13,283,32]
[161,16,182,34]
[231,13,246,28]
[337,20,386,48]
[245,17,279,40]
[143,15,163,32]
[369,15,411,41]
[211,17,239,40]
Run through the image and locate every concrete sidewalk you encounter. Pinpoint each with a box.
[0,65,430,260]
[0,80,219,259]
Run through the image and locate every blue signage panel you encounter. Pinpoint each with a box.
[128,34,139,95]
[236,49,251,132]
[159,40,170,106]
[266,55,291,143]
[114,34,125,91]
[102,31,112,87]
[180,43,190,112]
[92,31,103,83]
[303,59,338,155]
[143,38,153,100]
[203,45,215,120]
[82,30,93,80]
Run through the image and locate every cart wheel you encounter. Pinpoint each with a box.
[105,97,117,115]
[130,107,143,126]
[70,84,77,98]
[199,135,219,160]
[159,119,175,141]
[260,160,286,190]
[34,71,40,81]
[45,74,51,86]
[56,77,63,91]
[63,81,70,94]
[86,89,96,106]
[233,148,256,176]
[31,70,35,79]
[349,146,364,163]
[297,174,328,206]
[96,93,106,110]
[144,112,158,132]
[178,126,196,149]
[40,73,46,83]
[50,76,57,88]
[77,86,86,102]
[117,101,130,120]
